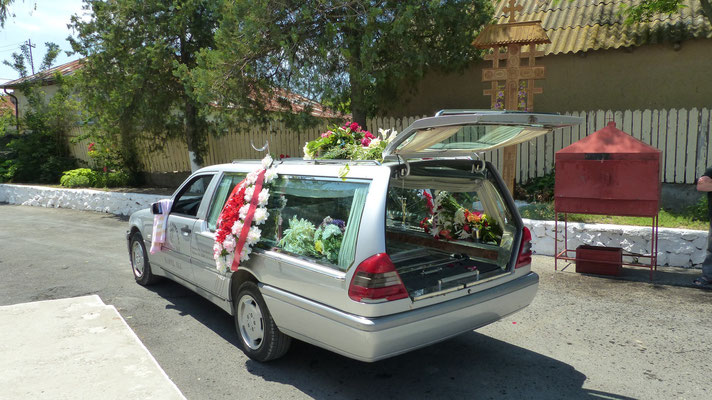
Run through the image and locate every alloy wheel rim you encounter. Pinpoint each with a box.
[132,241,144,278]
[238,295,264,350]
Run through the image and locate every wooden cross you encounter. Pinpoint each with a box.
[482,44,546,111]
[502,0,523,23]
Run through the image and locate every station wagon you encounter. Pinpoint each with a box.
[127,110,582,362]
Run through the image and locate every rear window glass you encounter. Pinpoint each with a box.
[257,175,370,271]
[395,124,548,154]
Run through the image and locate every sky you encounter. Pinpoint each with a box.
[0,0,87,85]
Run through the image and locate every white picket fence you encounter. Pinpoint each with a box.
[489,108,711,184]
[65,107,712,183]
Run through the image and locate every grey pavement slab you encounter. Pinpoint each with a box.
[0,295,185,400]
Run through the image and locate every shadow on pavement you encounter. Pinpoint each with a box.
[243,332,599,400]
[146,279,240,347]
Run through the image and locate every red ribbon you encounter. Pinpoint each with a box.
[231,169,266,271]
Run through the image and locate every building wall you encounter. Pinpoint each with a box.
[9,84,60,119]
[388,39,712,116]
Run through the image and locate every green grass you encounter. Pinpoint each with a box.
[519,202,709,231]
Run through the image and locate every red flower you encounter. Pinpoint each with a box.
[439,230,453,241]
[88,142,95,152]
[364,131,374,139]
[463,224,471,232]
[361,138,371,147]
[349,122,360,131]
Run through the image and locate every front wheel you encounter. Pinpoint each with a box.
[130,232,159,286]
[234,281,291,362]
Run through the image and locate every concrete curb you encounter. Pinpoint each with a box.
[0,183,705,269]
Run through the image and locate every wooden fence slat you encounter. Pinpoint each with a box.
[651,109,660,150]
[641,109,652,145]
[632,110,642,140]
[614,110,624,132]
[623,109,633,136]
[687,108,699,183]
[702,108,712,176]
[595,109,605,131]
[665,109,677,183]
[675,108,687,183]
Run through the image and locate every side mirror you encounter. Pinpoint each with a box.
[151,202,162,215]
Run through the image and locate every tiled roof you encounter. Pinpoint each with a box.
[473,20,551,47]
[491,0,712,54]
[0,59,83,89]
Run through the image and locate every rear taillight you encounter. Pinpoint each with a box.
[515,226,533,269]
[349,253,409,302]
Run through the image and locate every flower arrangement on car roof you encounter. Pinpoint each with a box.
[419,190,502,245]
[303,122,397,161]
[213,155,278,273]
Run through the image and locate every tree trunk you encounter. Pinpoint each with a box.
[346,27,368,131]
[185,100,202,172]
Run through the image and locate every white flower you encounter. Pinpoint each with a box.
[223,235,236,252]
[253,207,269,225]
[378,128,390,140]
[231,220,244,235]
[367,138,381,148]
[454,208,466,225]
[239,204,250,219]
[239,246,252,262]
[246,171,258,185]
[458,230,470,240]
[244,185,255,202]
[258,188,270,206]
[246,226,262,246]
[261,154,273,169]
[264,167,278,184]
[303,142,313,160]
[213,241,223,258]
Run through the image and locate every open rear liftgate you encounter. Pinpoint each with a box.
[553,122,661,280]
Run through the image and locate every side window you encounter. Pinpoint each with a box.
[258,176,370,271]
[206,172,246,231]
[171,174,215,217]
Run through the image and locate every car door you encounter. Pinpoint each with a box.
[162,173,215,282]
[190,172,246,298]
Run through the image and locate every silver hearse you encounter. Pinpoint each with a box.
[127,110,582,362]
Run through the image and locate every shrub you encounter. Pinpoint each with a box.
[60,168,97,188]
[515,172,555,203]
[60,168,131,188]
[685,195,709,222]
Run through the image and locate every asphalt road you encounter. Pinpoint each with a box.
[1,204,710,400]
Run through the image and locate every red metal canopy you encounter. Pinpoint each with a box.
[555,121,661,217]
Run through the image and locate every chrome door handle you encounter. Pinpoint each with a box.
[180,226,192,235]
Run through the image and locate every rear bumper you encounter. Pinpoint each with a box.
[261,272,539,362]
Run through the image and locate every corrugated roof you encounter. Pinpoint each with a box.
[0,59,83,89]
[490,0,712,55]
[473,21,551,47]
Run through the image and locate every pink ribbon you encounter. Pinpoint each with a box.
[231,169,266,271]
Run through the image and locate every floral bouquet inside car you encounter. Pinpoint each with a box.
[420,191,502,245]
[303,122,397,161]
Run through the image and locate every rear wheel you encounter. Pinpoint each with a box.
[234,281,291,362]
[130,232,159,286]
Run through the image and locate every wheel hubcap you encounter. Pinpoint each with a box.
[132,241,144,278]
[237,295,264,350]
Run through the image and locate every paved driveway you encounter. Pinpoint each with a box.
[1,204,710,399]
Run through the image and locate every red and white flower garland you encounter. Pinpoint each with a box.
[213,155,277,272]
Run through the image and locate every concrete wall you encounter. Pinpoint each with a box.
[0,183,706,269]
[388,39,712,116]
[525,219,707,270]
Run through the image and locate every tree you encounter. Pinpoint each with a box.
[193,0,493,130]
[1,42,79,183]
[68,0,219,173]
[621,0,712,26]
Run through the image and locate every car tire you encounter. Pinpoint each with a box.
[130,232,159,286]
[234,281,291,362]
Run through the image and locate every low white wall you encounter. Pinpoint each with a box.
[0,184,165,216]
[0,184,705,269]
[524,219,706,269]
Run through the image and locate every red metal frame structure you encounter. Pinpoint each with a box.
[553,121,661,279]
